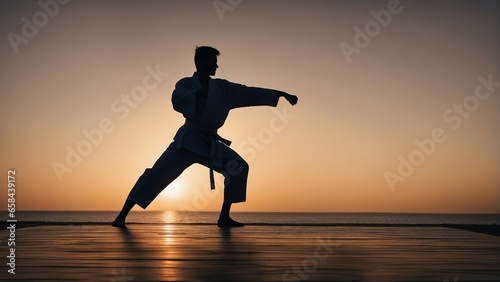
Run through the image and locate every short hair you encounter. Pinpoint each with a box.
[194,46,220,68]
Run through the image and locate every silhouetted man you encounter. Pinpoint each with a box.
[112,46,298,228]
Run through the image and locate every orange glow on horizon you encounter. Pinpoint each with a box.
[0,1,498,214]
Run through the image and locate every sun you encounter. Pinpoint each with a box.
[162,178,184,199]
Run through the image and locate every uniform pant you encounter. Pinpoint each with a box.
[128,141,249,209]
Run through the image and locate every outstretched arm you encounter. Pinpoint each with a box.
[276,90,298,106]
[225,80,299,109]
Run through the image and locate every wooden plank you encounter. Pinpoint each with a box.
[1,224,499,281]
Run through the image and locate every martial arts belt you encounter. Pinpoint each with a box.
[179,120,232,190]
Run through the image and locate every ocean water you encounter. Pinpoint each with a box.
[2,211,499,225]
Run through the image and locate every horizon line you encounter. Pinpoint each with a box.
[3,210,499,215]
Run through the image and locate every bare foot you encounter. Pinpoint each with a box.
[217,217,244,228]
[112,217,127,229]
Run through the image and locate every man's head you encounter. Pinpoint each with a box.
[195,46,219,76]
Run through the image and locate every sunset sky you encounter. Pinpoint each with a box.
[1,0,498,213]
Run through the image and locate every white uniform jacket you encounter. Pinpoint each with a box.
[171,73,280,189]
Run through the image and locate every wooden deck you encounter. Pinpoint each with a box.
[1,224,499,281]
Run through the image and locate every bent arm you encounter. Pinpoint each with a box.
[172,78,207,117]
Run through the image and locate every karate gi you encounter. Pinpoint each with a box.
[128,73,279,209]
